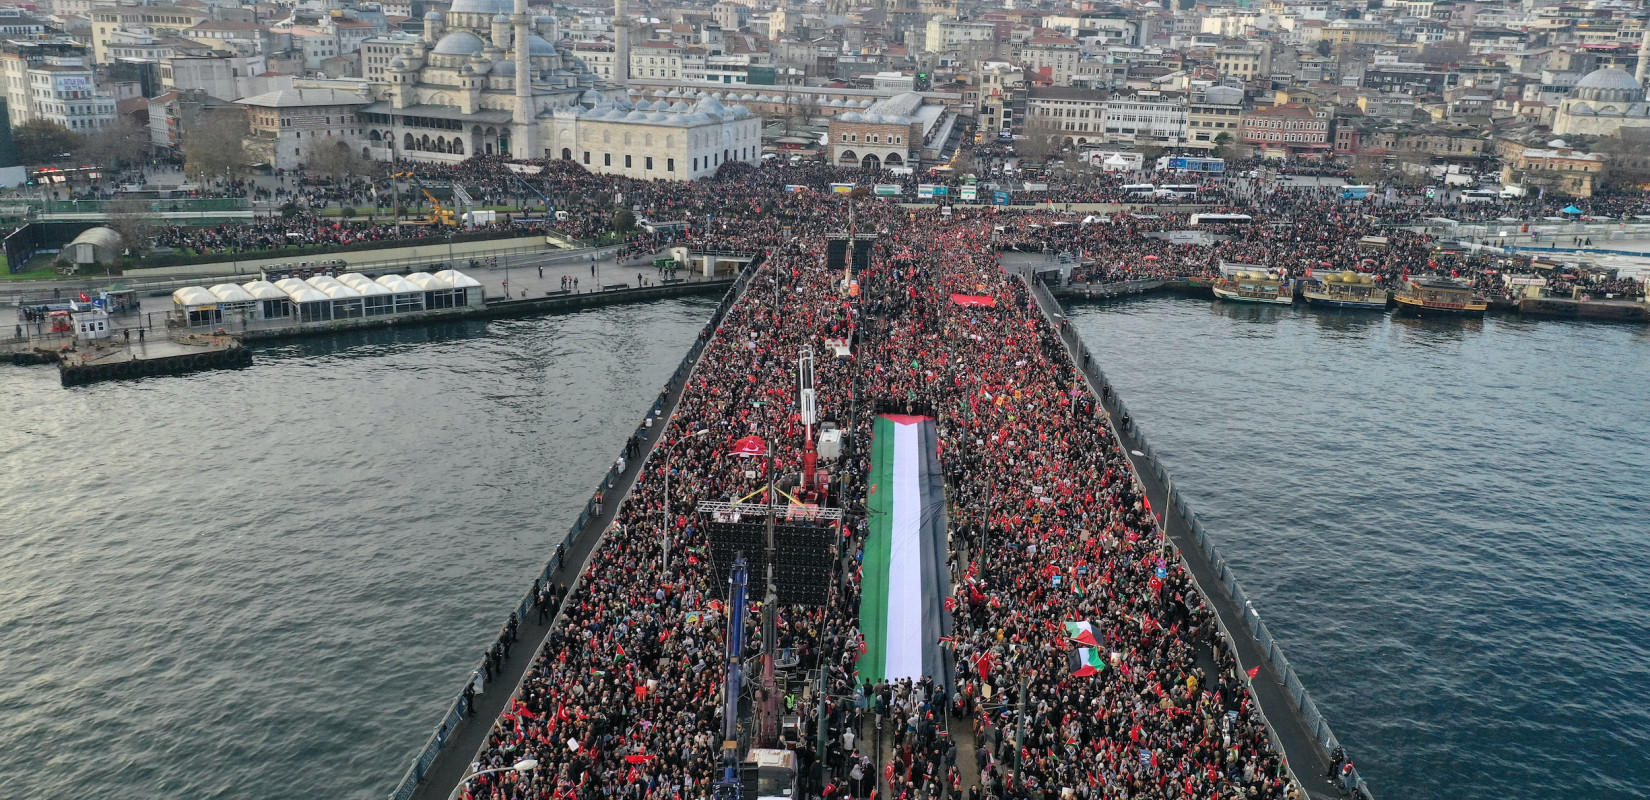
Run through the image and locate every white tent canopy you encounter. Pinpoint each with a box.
[275,278,329,303]
[433,269,482,288]
[172,286,218,308]
[208,283,256,304]
[375,274,422,294]
[339,273,393,295]
[241,280,288,300]
[405,272,453,291]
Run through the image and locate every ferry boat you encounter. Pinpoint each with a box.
[1212,263,1292,305]
[1302,271,1388,310]
[1393,275,1488,317]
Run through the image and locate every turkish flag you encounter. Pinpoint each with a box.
[728,435,768,458]
[1247,666,1260,680]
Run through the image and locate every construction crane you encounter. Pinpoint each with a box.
[509,171,552,210]
[391,171,456,226]
[798,346,819,498]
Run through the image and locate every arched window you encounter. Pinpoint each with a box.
[404,132,415,150]
[562,147,572,160]
[453,139,464,155]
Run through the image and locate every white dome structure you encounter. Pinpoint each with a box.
[1575,67,1642,94]
[433,32,486,56]
[448,0,512,14]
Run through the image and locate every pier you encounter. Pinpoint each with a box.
[1021,265,1367,800]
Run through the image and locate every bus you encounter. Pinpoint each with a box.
[1341,185,1374,200]
[1461,189,1499,203]
[1154,184,1199,200]
[1121,184,1155,197]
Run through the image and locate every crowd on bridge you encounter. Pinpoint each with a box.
[445,166,1321,800]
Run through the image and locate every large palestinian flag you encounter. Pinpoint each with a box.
[856,414,952,688]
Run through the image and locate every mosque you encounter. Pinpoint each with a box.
[1550,66,1650,138]
[350,0,760,179]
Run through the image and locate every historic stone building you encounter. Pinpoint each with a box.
[1551,67,1650,138]
[339,0,757,178]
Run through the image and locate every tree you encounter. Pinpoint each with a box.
[612,208,636,233]
[13,120,76,166]
[105,198,154,259]
[1015,119,1064,163]
[76,119,149,168]
[1350,154,1384,186]
[305,139,374,180]
[1213,132,1240,163]
[1316,40,1332,57]
[181,109,251,182]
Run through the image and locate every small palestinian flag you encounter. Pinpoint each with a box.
[1068,647,1106,677]
[1063,620,1102,648]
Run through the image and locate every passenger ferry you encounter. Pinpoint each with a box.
[1393,275,1488,317]
[1212,263,1293,304]
[1302,271,1388,310]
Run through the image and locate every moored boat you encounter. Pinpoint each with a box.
[1212,263,1293,305]
[1394,276,1488,316]
[1303,271,1388,310]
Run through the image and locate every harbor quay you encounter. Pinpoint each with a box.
[401,206,1363,800]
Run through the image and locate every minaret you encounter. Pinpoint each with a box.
[613,0,629,86]
[1637,20,1650,94]
[513,0,535,158]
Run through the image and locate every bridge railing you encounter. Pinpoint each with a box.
[1020,269,1371,800]
[385,253,763,800]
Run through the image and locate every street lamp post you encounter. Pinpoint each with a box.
[453,758,539,800]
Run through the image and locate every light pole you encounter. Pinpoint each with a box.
[453,758,539,800]
[662,428,709,571]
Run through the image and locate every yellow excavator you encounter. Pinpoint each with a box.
[392,171,456,226]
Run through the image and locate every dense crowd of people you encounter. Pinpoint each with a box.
[436,161,1321,800]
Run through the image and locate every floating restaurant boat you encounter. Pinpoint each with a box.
[1393,275,1488,317]
[1212,262,1293,305]
[1302,270,1388,310]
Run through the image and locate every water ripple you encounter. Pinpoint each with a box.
[0,299,714,800]
[1066,297,1650,800]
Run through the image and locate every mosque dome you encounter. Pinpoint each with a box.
[525,34,557,55]
[423,10,443,20]
[1576,67,1641,92]
[447,0,512,15]
[1573,68,1643,102]
[433,31,486,55]
[670,100,690,112]
[493,13,509,23]
[580,88,606,105]
[840,111,863,122]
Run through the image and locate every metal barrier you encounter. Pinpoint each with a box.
[384,254,762,800]
[1019,267,1371,799]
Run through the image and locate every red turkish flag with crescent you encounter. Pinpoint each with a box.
[728,435,768,458]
